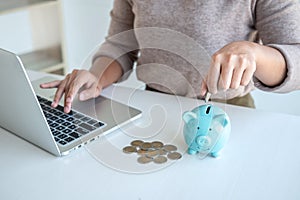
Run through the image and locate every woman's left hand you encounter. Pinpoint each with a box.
[201,41,257,96]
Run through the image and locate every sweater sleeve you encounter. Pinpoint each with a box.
[253,0,300,93]
[92,0,139,79]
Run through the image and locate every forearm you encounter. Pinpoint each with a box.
[253,43,287,87]
[90,56,123,88]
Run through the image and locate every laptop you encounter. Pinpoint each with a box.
[0,48,142,156]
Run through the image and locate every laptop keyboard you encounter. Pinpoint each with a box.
[37,95,105,146]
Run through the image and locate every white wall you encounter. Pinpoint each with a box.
[0,10,33,54]
[61,0,113,72]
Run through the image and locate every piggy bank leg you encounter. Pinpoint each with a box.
[188,148,197,155]
[210,151,221,158]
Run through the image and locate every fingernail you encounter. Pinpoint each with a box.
[64,106,69,113]
[66,96,72,103]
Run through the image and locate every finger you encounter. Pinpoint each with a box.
[207,59,221,94]
[52,78,68,108]
[219,55,237,90]
[230,67,244,89]
[241,68,255,86]
[219,64,234,91]
[40,80,61,89]
[79,83,102,101]
[64,70,78,102]
[200,79,208,97]
[63,70,80,113]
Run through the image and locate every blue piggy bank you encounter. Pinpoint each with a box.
[182,104,230,158]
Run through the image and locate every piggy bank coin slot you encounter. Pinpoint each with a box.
[205,106,211,114]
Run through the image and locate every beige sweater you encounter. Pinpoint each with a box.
[93,0,300,99]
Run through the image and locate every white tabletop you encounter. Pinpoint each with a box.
[1,70,300,200]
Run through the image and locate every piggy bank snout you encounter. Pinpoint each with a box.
[196,136,211,148]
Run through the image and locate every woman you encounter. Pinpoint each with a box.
[41,0,300,113]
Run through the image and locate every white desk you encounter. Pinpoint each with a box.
[1,70,300,200]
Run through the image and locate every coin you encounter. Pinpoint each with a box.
[138,149,149,155]
[141,142,152,150]
[167,152,182,160]
[163,144,177,152]
[158,149,167,156]
[137,156,153,164]
[123,146,137,154]
[146,149,159,157]
[153,156,168,164]
[151,141,164,149]
[130,140,144,147]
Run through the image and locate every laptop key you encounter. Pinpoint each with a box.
[73,119,81,124]
[69,132,80,139]
[65,137,74,143]
[62,122,71,126]
[66,117,75,122]
[79,123,96,131]
[52,130,60,136]
[73,113,84,119]
[75,127,89,135]
[45,113,53,118]
[56,126,66,131]
[60,114,69,119]
[50,116,58,121]
[87,119,98,125]
[68,125,77,130]
[56,119,65,124]
[50,123,59,128]
[81,117,90,122]
[62,129,72,134]
[58,140,67,145]
[94,122,105,128]
[52,110,63,116]
[58,134,67,139]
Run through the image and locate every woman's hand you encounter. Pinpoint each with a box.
[40,57,123,113]
[40,69,102,113]
[201,41,286,96]
[201,41,257,96]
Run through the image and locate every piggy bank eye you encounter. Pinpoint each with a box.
[197,127,200,130]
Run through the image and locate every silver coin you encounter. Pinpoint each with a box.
[137,149,148,155]
[151,141,164,149]
[153,156,168,164]
[167,152,182,160]
[158,149,167,156]
[163,144,178,152]
[130,140,144,147]
[141,142,152,150]
[146,149,159,157]
[122,146,137,154]
[137,156,153,164]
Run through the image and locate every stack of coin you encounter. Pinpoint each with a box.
[122,140,182,164]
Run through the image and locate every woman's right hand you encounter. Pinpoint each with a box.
[40,69,103,113]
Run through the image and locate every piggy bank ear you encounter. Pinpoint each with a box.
[182,111,197,124]
[213,114,228,127]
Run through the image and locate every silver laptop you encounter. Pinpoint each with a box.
[0,48,142,156]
